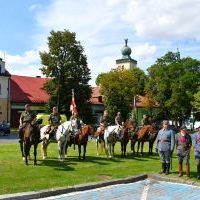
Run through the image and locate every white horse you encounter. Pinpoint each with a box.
[40,121,72,161]
[104,125,122,158]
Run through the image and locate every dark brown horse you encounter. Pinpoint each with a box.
[120,120,135,157]
[21,120,42,165]
[131,125,158,156]
[66,125,94,160]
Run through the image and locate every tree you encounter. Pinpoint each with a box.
[145,51,200,124]
[194,88,200,111]
[40,30,92,123]
[96,68,146,121]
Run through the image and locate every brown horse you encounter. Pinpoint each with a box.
[21,120,42,165]
[120,120,135,157]
[131,124,158,156]
[66,125,94,160]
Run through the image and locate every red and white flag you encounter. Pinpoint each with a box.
[70,89,77,114]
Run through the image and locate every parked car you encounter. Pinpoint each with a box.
[0,122,10,136]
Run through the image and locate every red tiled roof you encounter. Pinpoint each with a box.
[10,75,49,103]
[90,86,103,105]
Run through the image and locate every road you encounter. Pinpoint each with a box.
[0,133,18,144]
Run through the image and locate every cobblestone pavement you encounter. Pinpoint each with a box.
[37,179,200,200]
[0,133,18,144]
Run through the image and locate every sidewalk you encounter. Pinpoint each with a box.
[0,133,18,144]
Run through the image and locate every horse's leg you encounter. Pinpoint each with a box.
[121,142,123,157]
[112,143,115,158]
[96,140,99,156]
[83,143,87,160]
[57,141,62,161]
[34,144,38,165]
[20,141,25,159]
[24,143,30,165]
[141,141,144,156]
[137,141,140,156]
[78,144,81,160]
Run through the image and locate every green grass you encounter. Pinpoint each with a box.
[0,141,199,195]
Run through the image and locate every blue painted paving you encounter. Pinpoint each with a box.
[38,179,200,200]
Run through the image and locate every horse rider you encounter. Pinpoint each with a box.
[18,104,36,143]
[115,112,124,138]
[70,112,83,136]
[98,110,109,133]
[141,114,149,126]
[192,126,200,179]
[175,125,192,177]
[46,107,61,139]
[155,120,175,175]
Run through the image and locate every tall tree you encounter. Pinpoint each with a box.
[96,68,146,121]
[145,51,200,124]
[40,30,92,122]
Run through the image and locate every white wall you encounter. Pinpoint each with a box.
[0,76,9,98]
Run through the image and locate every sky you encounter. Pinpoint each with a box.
[0,0,200,86]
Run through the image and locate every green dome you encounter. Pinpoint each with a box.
[121,39,132,58]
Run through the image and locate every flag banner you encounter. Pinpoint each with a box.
[70,89,77,114]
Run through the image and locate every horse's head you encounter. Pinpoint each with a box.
[81,125,94,136]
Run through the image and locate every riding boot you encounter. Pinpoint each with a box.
[18,129,23,143]
[160,162,166,174]
[186,164,190,178]
[178,163,183,177]
[165,163,170,175]
[197,165,200,179]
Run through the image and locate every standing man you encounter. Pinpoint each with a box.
[48,107,61,138]
[192,126,200,179]
[18,104,36,142]
[155,120,175,175]
[175,125,192,177]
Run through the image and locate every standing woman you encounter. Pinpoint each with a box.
[175,125,192,177]
[192,126,200,179]
[155,120,175,175]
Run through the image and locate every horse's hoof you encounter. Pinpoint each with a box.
[43,156,46,160]
[22,157,25,161]
[34,162,37,165]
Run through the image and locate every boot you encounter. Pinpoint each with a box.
[18,129,23,143]
[197,165,200,179]
[160,163,166,174]
[178,163,183,177]
[165,163,170,175]
[186,164,190,178]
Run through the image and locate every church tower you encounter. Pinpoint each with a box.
[0,58,10,123]
[116,39,137,70]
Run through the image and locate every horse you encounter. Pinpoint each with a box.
[94,126,105,156]
[131,124,158,156]
[119,120,136,157]
[66,125,94,160]
[40,121,72,161]
[21,119,42,165]
[104,125,122,159]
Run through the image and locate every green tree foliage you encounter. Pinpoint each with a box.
[40,30,92,123]
[146,51,200,123]
[194,88,200,111]
[96,68,146,121]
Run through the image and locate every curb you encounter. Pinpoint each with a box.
[0,174,147,200]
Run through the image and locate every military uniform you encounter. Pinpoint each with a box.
[192,131,200,179]
[100,115,109,127]
[115,115,123,126]
[47,113,61,138]
[19,111,36,140]
[70,115,83,135]
[175,132,192,177]
[155,128,175,174]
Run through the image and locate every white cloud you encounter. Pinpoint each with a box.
[0,50,42,77]
[121,0,200,39]
[134,43,157,59]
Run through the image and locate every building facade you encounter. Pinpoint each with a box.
[0,58,10,123]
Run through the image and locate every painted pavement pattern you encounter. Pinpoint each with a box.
[37,179,200,200]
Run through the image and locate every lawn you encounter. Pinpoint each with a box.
[0,141,199,195]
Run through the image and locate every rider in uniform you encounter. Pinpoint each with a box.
[99,110,109,132]
[115,112,124,139]
[155,120,175,175]
[18,104,36,142]
[175,125,192,177]
[47,107,61,139]
[192,126,200,179]
[70,112,83,135]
